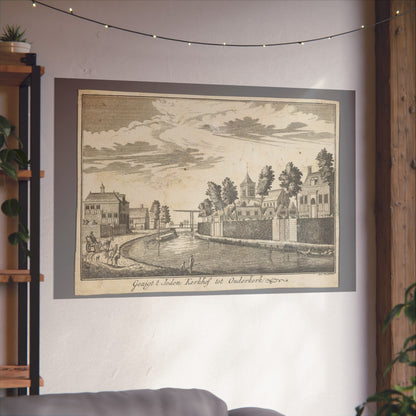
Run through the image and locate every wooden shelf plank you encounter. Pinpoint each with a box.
[0,170,45,180]
[0,366,44,389]
[0,67,45,87]
[0,52,29,66]
[0,52,45,86]
[0,270,45,283]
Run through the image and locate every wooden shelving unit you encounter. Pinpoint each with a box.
[0,366,44,389]
[0,52,44,395]
[0,270,44,283]
[0,170,45,180]
[0,52,44,86]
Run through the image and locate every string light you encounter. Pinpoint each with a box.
[30,0,416,48]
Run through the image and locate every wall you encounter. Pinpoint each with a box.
[0,1,376,416]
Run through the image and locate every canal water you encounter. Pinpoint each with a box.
[123,231,334,275]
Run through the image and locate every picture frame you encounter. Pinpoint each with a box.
[54,79,355,298]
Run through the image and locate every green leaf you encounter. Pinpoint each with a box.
[355,404,364,416]
[0,148,9,162]
[21,244,31,258]
[398,351,409,363]
[404,343,416,353]
[384,355,401,376]
[404,334,416,349]
[405,283,416,302]
[0,115,12,138]
[384,303,405,332]
[0,161,18,180]
[1,198,21,217]
[8,230,29,247]
[366,389,403,402]
[0,149,27,165]
[13,149,28,168]
[0,134,5,149]
[404,301,416,324]
[392,384,414,393]
[0,25,27,42]
[8,232,20,245]
[18,223,29,241]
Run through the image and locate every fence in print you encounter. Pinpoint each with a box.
[224,219,272,240]
[197,217,334,245]
[297,217,334,244]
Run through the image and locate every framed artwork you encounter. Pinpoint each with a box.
[54,79,355,298]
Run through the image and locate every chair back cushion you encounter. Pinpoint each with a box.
[0,388,229,416]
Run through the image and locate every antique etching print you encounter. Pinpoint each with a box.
[75,90,339,295]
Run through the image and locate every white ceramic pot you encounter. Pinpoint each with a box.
[0,41,31,53]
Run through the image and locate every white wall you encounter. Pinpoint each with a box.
[0,1,376,415]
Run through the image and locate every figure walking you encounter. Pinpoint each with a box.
[188,254,194,274]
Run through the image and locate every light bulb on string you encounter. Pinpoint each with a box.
[28,0,416,49]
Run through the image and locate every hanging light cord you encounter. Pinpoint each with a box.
[30,0,416,48]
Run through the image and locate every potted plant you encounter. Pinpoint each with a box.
[356,283,416,416]
[0,24,31,53]
[0,115,30,256]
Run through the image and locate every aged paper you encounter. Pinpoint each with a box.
[75,90,339,295]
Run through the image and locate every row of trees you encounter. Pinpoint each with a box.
[199,148,334,219]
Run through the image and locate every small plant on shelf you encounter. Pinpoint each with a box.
[0,24,31,53]
[0,115,30,256]
[356,283,416,416]
[0,24,27,42]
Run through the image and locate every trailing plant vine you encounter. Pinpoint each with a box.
[0,115,30,256]
[356,283,416,416]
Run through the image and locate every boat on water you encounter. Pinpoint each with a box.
[297,248,334,257]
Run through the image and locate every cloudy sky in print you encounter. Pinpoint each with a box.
[80,92,337,212]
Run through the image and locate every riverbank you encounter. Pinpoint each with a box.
[194,232,334,254]
[82,229,178,277]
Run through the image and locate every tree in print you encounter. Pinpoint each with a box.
[206,181,225,214]
[278,162,303,217]
[160,205,171,228]
[150,200,160,229]
[198,198,213,218]
[256,165,275,218]
[316,148,335,216]
[221,177,239,219]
